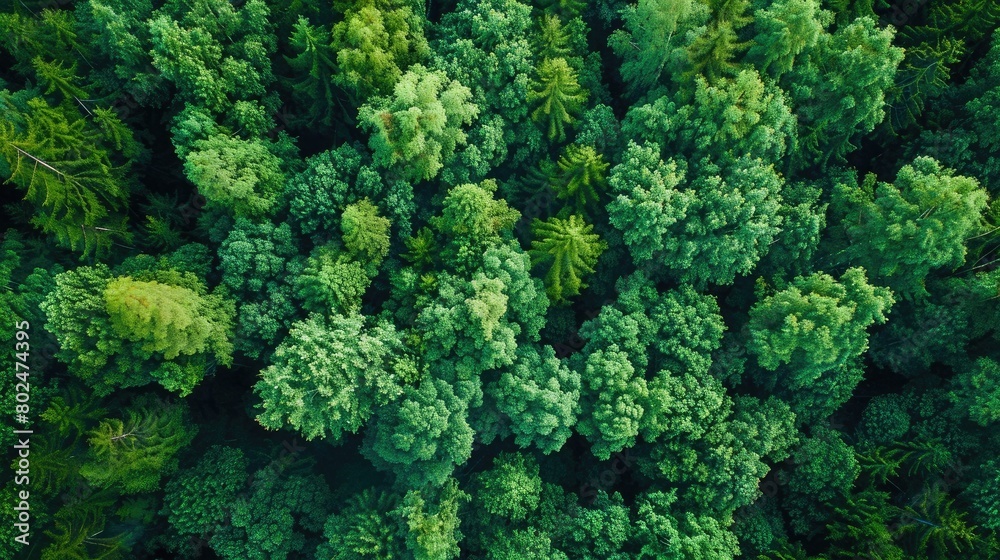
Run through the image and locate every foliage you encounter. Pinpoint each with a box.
[528,57,588,142]
[831,158,989,300]
[80,395,197,494]
[41,263,234,396]
[0,96,132,256]
[529,214,606,304]
[2,1,1000,558]
[254,313,410,442]
[359,64,478,181]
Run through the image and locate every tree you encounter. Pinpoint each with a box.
[948,357,1000,427]
[163,446,249,538]
[294,246,372,316]
[316,488,405,560]
[209,467,331,560]
[149,0,279,130]
[782,426,861,535]
[42,263,235,396]
[217,218,306,359]
[397,479,469,560]
[362,377,475,488]
[686,21,749,84]
[623,68,797,165]
[965,459,1000,532]
[284,143,414,243]
[341,198,392,272]
[747,268,894,420]
[359,64,478,181]
[855,394,911,449]
[75,0,163,104]
[745,0,831,80]
[749,267,892,383]
[612,154,784,287]
[783,16,903,168]
[537,14,572,61]
[283,17,339,127]
[80,396,197,494]
[431,0,542,172]
[575,346,648,460]
[487,344,580,453]
[331,0,429,102]
[183,134,285,218]
[549,145,608,217]
[0,96,131,256]
[104,276,232,364]
[428,179,521,267]
[633,490,740,559]
[832,158,989,300]
[528,58,588,142]
[607,141,692,261]
[254,313,411,442]
[471,453,542,523]
[608,0,707,98]
[897,485,983,558]
[529,214,606,305]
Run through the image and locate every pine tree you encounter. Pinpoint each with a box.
[529,214,606,304]
[0,97,131,256]
[81,396,197,494]
[536,14,572,60]
[550,144,608,217]
[528,58,588,142]
[283,17,339,127]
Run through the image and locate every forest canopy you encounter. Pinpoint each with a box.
[1,0,1000,558]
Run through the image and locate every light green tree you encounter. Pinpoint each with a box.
[81,396,197,494]
[331,0,429,102]
[342,198,392,273]
[183,134,285,218]
[550,145,608,217]
[529,214,606,304]
[359,64,478,181]
[528,57,588,141]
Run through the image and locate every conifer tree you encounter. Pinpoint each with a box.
[528,58,588,142]
[283,17,339,127]
[528,214,606,304]
[549,144,608,217]
[0,97,131,256]
[80,396,197,494]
